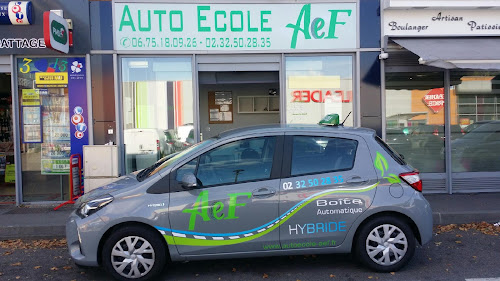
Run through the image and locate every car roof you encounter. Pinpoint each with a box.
[216,124,376,139]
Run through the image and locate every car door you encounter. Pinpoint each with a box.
[278,133,378,249]
[168,135,284,255]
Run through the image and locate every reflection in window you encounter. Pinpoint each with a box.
[291,136,357,176]
[176,158,197,182]
[122,57,194,173]
[385,72,445,173]
[450,71,500,172]
[195,137,275,187]
[285,56,353,126]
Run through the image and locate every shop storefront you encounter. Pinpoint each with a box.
[0,0,91,204]
[112,0,382,175]
[381,0,500,193]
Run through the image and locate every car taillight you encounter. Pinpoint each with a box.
[399,171,422,192]
[156,140,160,151]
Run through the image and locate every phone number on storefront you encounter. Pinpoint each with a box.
[119,37,272,49]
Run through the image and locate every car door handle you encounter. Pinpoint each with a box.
[346,176,367,184]
[252,187,276,198]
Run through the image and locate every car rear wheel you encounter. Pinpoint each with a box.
[355,216,416,272]
[102,226,167,281]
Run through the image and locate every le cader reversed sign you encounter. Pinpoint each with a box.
[43,11,69,53]
[0,1,33,25]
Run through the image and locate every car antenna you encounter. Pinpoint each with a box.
[341,111,352,126]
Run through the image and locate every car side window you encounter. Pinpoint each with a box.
[291,136,357,176]
[175,158,198,182]
[192,137,276,187]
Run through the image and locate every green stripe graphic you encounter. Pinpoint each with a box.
[163,183,378,246]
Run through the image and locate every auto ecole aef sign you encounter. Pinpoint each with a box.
[114,3,356,51]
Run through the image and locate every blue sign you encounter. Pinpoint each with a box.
[68,58,89,158]
[0,2,33,25]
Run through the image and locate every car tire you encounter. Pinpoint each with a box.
[102,226,167,281]
[355,216,416,272]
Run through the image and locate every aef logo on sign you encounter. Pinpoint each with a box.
[286,4,351,49]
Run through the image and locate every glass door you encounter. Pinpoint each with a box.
[198,71,280,140]
[17,57,88,202]
[0,73,15,204]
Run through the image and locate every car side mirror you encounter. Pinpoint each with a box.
[181,172,200,189]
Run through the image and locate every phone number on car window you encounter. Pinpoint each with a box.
[282,176,344,190]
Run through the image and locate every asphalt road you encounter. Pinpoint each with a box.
[0,226,499,281]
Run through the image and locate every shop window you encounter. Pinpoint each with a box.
[450,71,500,172]
[285,56,353,126]
[121,57,194,173]
[17,57,88,202]
[385,72,445,173]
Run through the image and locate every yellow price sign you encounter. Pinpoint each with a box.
[35,72,68,87]
[22,89,41,106]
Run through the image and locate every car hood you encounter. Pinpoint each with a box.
[75,174,138,207]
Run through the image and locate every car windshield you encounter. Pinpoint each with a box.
[135,138,216,181]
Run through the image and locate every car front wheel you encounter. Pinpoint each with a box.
[102,226,167,281]
[355,216,416,272]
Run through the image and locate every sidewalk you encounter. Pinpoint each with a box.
[426,192,500,225]
[0,192,499,240]
[0,204,73,240]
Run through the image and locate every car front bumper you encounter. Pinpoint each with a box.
[66,211,107,267]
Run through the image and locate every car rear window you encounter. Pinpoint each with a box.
[376,136,406,165]
[291,136,358,176]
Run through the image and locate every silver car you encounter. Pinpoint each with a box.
[66,124,433,281]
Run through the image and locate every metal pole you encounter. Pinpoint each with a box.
[444,69,452,194]
[11,55,22,205]
[113,54,124,176]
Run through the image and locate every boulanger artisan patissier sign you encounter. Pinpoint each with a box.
[114,3,356,51]
[384,9,500,36]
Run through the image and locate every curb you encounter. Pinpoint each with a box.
[0,225,66,240]
[433,210,500,225]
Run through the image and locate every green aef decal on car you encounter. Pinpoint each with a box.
[155,183,378,247]
[374,152,401,184]
[182,191,251,230]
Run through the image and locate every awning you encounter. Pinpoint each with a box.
[392,38,500,70]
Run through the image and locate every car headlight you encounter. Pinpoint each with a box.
[78,194,114,218]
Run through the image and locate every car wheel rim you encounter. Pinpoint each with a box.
[366,224,408,266]
[111,236,155,279]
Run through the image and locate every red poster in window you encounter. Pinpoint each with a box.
[423,88,445,113]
